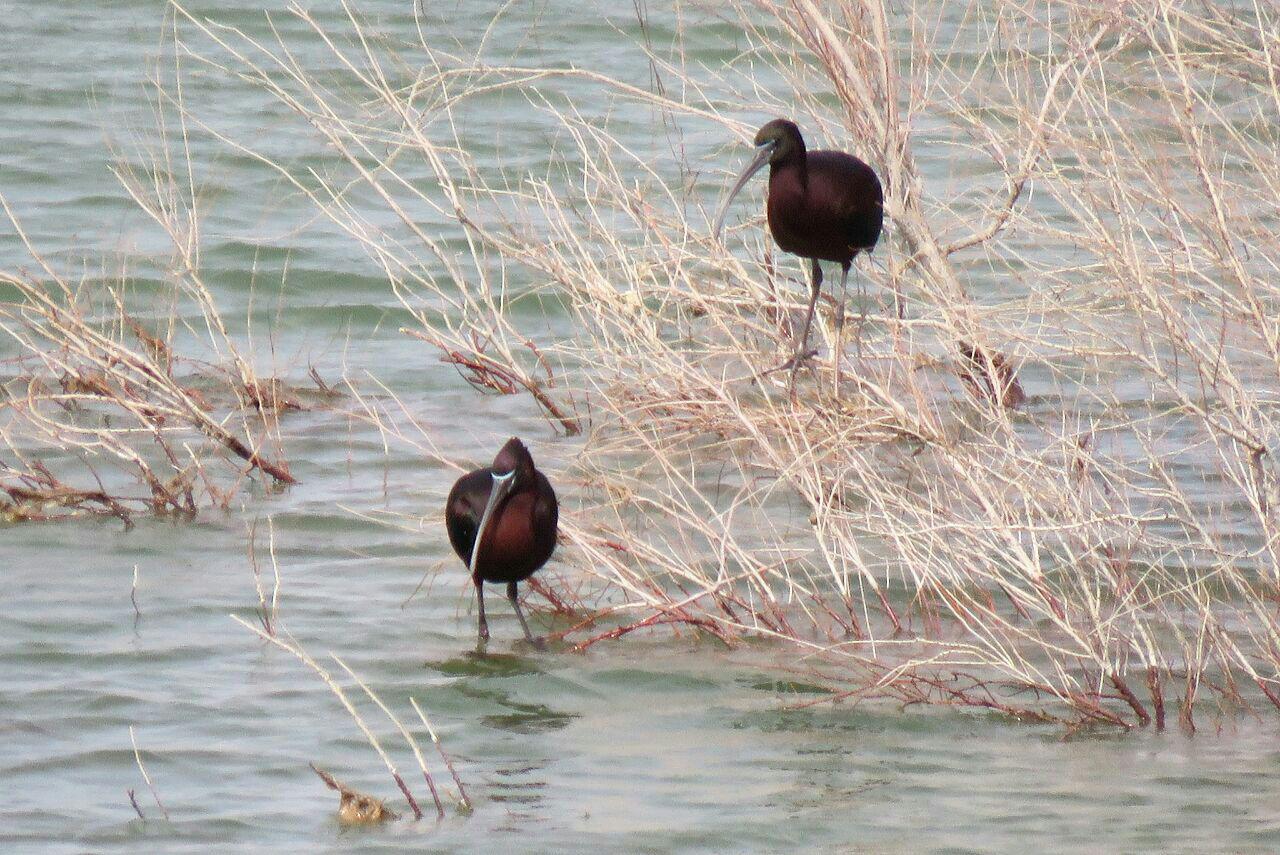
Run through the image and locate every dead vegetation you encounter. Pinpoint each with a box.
[144,0,1280,731]
[0,43,322,525]
[311,765,397,825]
[0,225,300,526]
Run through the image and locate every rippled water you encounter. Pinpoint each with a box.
[3,2,1280,852]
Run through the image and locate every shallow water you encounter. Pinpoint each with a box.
[2,2,1279,852]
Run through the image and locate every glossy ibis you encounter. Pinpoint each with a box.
[713,118,883,384]
[445,437,558,647]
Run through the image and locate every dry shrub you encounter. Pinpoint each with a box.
[171,0,1280,731]
[0,48,300,526]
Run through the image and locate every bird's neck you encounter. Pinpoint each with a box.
[769,157,807,191]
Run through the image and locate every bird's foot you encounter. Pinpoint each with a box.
[759,348,820,399]
[760,347,819,378]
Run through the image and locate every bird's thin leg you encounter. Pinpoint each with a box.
[507,581,544,649]
[760,259,821,392]
[834,261,850,395]
[892,259,905,321]
[786,258,824,395]
[475,580,489,644]
[795,257,823,362]
[854,255,868,360]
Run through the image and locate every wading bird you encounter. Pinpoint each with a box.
[713,118,883,384]
[445,437,558,648]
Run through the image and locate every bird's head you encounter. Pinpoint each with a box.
[753,118,805,165]
[491,436,536,489]
[713,118,807,240]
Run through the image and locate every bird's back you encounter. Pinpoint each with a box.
[768,150,883,263]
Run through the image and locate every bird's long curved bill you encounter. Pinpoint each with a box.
[469,470,515,579]
[712,142,774,240]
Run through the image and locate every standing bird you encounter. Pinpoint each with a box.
[445,437,558,648]
[713,118,883,383]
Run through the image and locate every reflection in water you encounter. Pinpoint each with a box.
[428,651,547,680]
[489,760,552,807]
[742,677,833,696]
[449,683,579,735]
[481,704,578,735]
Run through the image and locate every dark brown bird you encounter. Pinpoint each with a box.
[445,437,558,647]
[714,118,883,382]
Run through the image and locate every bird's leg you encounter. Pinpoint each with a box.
[762,259,822,388]
[833,261,850,396]
[507,581,545,650]
[854,255,869,360]
[786,258,825,396]
[793,257,823,362]
[475,580,489,645]
[893,262,905,321]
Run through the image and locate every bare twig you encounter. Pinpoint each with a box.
[129,726,169,821]
[409,697,471,812]
[127,789,145,821]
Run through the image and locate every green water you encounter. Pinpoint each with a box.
[2,2,1279,852]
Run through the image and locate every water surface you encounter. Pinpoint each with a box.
[2,2,1278,852]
